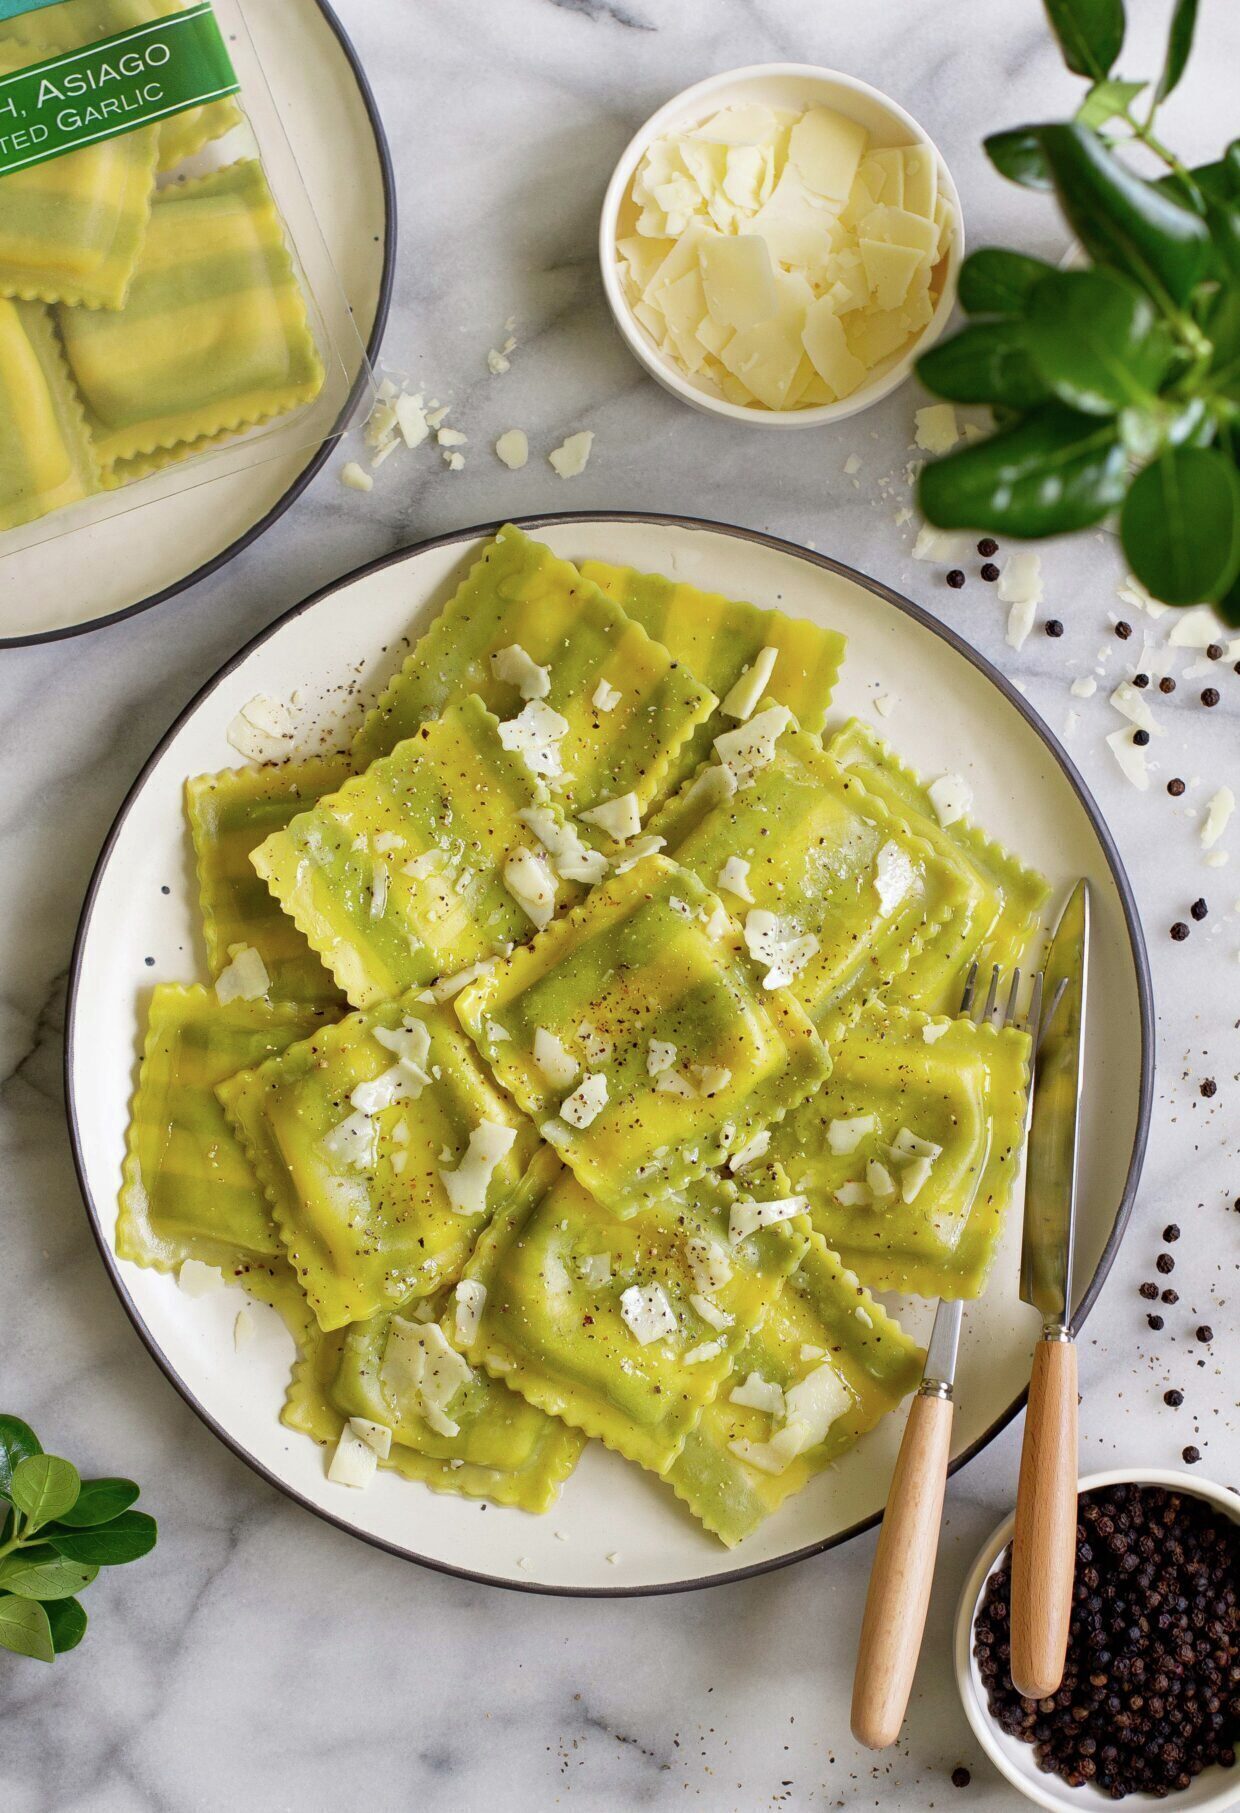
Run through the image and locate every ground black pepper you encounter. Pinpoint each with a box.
[1168,777,1186,796]
[947,569,966,589]
[974,1484,1238,1798]
[977,538,998,558]
[980,562,1000,583]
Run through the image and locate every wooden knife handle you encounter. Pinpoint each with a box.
[1011,1334,1078,1700]
[851,1388,954,1750]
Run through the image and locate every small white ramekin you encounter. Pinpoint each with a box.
[955,1468,1240,1812]
[598,62,964,429]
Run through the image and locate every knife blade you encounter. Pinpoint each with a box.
[1020,877,1090,1329]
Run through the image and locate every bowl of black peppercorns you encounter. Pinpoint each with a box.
[955,1470,1239,1809]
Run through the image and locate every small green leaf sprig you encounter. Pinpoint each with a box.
[0,1415,156,1663]
[916,0,1240,622]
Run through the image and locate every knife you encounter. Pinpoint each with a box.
[850,1295,961,1748]
[1010,878,1090,1701]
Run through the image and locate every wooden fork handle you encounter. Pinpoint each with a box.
[851,1387,954,1750]
[1011,1333,1078,1700]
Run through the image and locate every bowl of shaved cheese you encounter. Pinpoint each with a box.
[600,64,962,426]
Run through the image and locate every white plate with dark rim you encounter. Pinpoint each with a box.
[66,513,1155,1596]
[0,0,395,649]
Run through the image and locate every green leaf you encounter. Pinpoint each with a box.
[54,1478,140,1529]
[45,1596,88,1655]
[0,1548,98,1602]
[1025,269,1170,413]
[1215,564,1240,628]
[984,127,1053,191]
[0,1595,54,1663]
[0,1417,41,1498]
[45,1511,157,1566]
[1118,395,1210,459]
[958,247,1057,317]
[1156,0,1199,102]
[1076,77,1146,130]
[918,403,1129,537]
[1044,0,1125,78]
[1121,447,1240,603]
[9,1454,80,1533]
[917,321,1052,409]
[1039,123,1212,308]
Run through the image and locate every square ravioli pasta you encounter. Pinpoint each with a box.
[769,1007,1031,1298]
[0,300,98,531]
[457,1148,809,1475]
[649,713,968,1035]
[0,42,157,310]
[0,0,241,172]
[456,854,831,1216]
[187,755,352,1007]
[283,1306,584,1513]
[218,998,540,1331]
[350,525,718,832]
[580,558,846,787]
[117,984,326,1323]
[251,695,581,1010]
[666,1233,924,1546]
[827,719,1049,1013]
[57,159,323,483]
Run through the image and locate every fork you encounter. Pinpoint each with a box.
[850,962,1040,1750]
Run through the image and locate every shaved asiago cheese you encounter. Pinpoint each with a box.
[454,1279,487,1345]
[431,959,495,1002]
[1111,681,1163,736]
[901,1155,935,1203]
[579,792,642,843]
[890,1126,943,1162]
[874,840,915,916]
[320,1110,379,1172]
[226,693,296,762]
[497,698,570,778]
[997,552,1043,606]
[369,862,389,920]
[1168,606,1226,649]
[718,856,754,902]
[867,1159,896,1198]
[549,431,594,478]
[685,1235,733,1294]
[912,525,971,563]
[495,429,529,470]
[927,773,972,828]
[728,1362,851,1475]
[577,1252,612,1286]
[730,1372,786,1418]
[381,1318,471,1438]
[789,106,868,202]
[827,1113,877,1155]
[504,847,558,929]
[691,1064,732,1097]
[611,833,667,874]
[327,1423,379,1489]
[833,1181,872,1207]
[684,1340,723,1365]
[686,761,739,812]
[921,1019,951,1043]
[593,678,622,712]
[534,1028,579,1090]
[1006,597,1037,652]
[341,460,373,493]
[349,1417,392,1460]
[214,944,270,1004]
[720,645,779,721]
[744,909,819,989]
[699,233,778,330]
[519,806,609,885]
[714,704,793,785]
[619,1283,678,1346]
[656,1069,696,1098]
[1071,677,1097,699]
[728,1128,770,1173]
[561,1071,608,1129]
[577,1023,613,1067]
[646,1039,677,1076]
[690,1291,733,1332]
[1107,727,1151,791]
[728,1194,808,1245]
[801,298,868,400]
[1202,787,1235,850]
[491,644,551,700]
[440,1121,517,1216]
[913,404,959,453]
[178,1258,224,1297]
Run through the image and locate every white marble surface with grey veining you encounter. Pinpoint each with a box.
[1,1,1237,1808]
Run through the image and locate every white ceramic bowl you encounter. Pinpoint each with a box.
[598,62,963,428]
[955,1469,1240,1811]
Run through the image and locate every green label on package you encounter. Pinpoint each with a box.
[0,4,240,175]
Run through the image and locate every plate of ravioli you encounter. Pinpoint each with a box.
[67,516,1153,1593]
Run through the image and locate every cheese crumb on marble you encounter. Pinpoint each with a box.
[1006,597,1037,651]
[997,552,1043,606]
[1107,727,1150,791]
[1070,677,1097,699]
[341,460,373,493]
[1202,787,1235,850]
[913,404,959,454]
[548,431,594,478]
[495,429,528,470]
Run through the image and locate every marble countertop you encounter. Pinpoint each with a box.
[2,1,1237,1807]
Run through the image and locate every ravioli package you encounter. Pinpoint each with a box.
[0,0,371,550]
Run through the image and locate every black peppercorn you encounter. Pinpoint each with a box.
[1190,898,1208,921]
[1207,643,1224,661]
[1196,1325,1213,1344]
[951,1766,971,1787]
[1147,1313,1164,1330]
[1140,1281,1159,1300]
[1164,1389,1184,1407]
[946,569,966,589]
[1170,922,1190,940]
[1201,1078,1217,1098]
[1160,676,1177,694]
[1201,687,1220,707]
[980,562,1000,582]
[1156,1253,1175,1274]
[1167,777,1186,796]
[1133,728,1151,747]
[1182,1445,1200,1463]
[1116,620,1133,639]
[1163,1224,1180,1242]
[1046,619,1064,637]
[977,538,998,558]
[1162,1287,1179,1304]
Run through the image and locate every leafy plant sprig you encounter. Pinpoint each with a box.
[0,1415,156,1663]
[915,0,1240,623]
